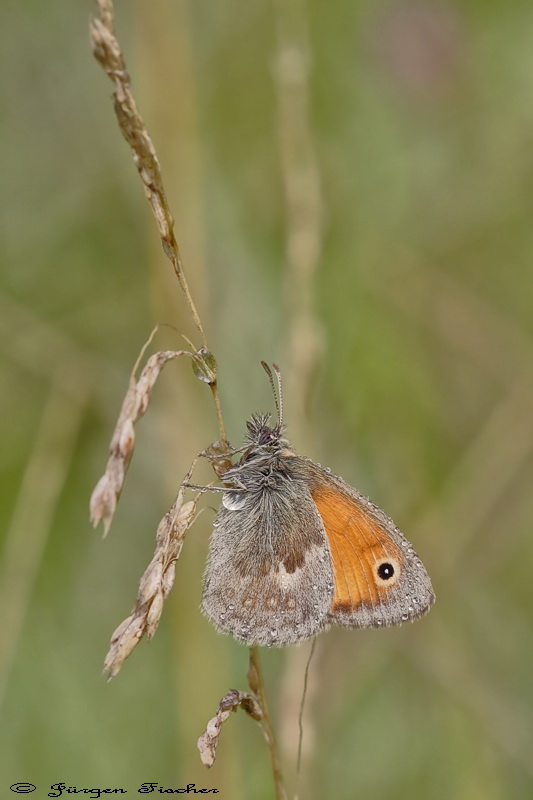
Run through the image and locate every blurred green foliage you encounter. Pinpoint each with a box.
[1,1,533,798]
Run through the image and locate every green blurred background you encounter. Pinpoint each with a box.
[2,1,533,798]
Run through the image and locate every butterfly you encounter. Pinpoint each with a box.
[201,363,435,646]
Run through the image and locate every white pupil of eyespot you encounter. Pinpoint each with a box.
[377,560,398,582]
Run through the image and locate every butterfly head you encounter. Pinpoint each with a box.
[244,412,288,451]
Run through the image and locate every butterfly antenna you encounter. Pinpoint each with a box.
[261,361,282,429]
[272,363,284,429]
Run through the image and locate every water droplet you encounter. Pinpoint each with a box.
[191,347,217,384]
[401,541,408,548]
[228,604,235,611]
[219,613,226,620]
[401,613,409,621]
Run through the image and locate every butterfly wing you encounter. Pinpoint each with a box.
[201,478,335,647]
[310,472,435,628]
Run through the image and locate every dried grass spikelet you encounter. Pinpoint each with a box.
[90,328,222,676]
[90,340,191,536]
[90,0,207,347]
[90,7,168,238]
[197,690,263,768]
[103,465,201,679]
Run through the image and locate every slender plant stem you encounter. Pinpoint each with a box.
[295,638,317,800]
[210,382,227,444]
[249,647,288,800]
[165,227,209,350]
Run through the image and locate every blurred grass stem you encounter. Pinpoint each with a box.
[0,372,84,713]
[273,0,324,439]
[272,0,324,786]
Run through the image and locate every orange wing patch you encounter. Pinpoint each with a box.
[311,486,402,612]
